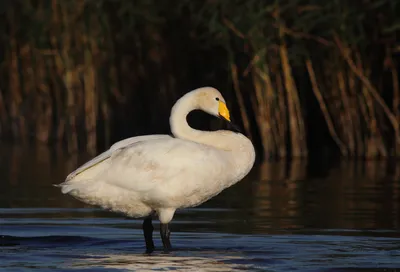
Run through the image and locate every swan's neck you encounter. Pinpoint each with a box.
[170,93,229,146]
[169,93,204,141]
[170,93,256,180]
[169,93,254,152]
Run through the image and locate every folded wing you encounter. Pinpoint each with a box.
[64,134,172,182]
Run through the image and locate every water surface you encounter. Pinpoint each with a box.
[1,145,400,271]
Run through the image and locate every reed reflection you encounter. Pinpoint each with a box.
[250,159,400,232]
[0,143,399,233]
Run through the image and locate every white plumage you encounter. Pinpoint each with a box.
[57,86,256,252]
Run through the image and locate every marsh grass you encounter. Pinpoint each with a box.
[0,0,399,159]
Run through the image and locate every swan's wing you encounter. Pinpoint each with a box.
[104,137,227,193]
[109,135,172,151]
[64,149,111,182]
[64,134,172,182]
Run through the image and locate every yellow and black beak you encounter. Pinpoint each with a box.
[218,101,242,133]
[218,101,231,122]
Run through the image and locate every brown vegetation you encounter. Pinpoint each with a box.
[0,0,399,160]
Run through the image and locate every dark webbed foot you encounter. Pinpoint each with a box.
[160,223,172,252]
[143,217,155,254]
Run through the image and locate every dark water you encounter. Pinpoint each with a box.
[1,145,400,271]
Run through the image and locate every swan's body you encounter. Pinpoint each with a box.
[57,87,255,253]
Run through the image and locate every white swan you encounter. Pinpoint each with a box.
[57,87,256,253]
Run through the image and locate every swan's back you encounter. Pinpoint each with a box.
[104,137,233,206]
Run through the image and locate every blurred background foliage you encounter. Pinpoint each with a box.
[0,0,399,161]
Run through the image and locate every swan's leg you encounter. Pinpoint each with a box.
[160,223,172,252]
[143,216,155,253]
[157,208,175,252]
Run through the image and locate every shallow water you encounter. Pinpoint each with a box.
[1,145,400,271]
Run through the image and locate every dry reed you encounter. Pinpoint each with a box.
[1,0,399,160]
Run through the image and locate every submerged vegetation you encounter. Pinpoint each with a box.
[0,0,399,160]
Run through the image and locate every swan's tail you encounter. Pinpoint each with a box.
[55,179,94,194]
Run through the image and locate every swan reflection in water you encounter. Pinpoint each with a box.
[66,252,253,271]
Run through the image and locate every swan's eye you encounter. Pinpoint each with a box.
[215,97,220,101]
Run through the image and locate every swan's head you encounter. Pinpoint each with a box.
[193,87,231,122]
[171,87,242,135]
